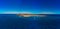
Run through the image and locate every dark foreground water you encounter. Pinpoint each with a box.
[0,14,60,29]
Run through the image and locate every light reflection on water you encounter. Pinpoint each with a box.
[16,14,60,29]
[18,15,57,29]
[0,14,60,29]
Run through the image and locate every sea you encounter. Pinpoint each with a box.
[0,14,60,29]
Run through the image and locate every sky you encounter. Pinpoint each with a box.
[0,0,60,14]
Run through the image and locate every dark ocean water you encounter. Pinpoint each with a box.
[0,14,60,29]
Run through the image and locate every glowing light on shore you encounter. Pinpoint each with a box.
[18,12,32,17]
[22,15,31,17]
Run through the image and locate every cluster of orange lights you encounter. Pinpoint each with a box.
[17,14,46,17]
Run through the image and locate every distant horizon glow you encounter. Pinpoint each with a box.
[0,11,59,14]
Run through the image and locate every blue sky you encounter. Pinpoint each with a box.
[0,0,60,14]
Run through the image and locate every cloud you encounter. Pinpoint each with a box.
[1,12,19,14]
[1,11,31,14]
[40,12,56,14]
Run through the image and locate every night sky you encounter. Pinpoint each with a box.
[0,0,60,14]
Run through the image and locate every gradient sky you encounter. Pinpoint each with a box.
[0,0,60,14]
